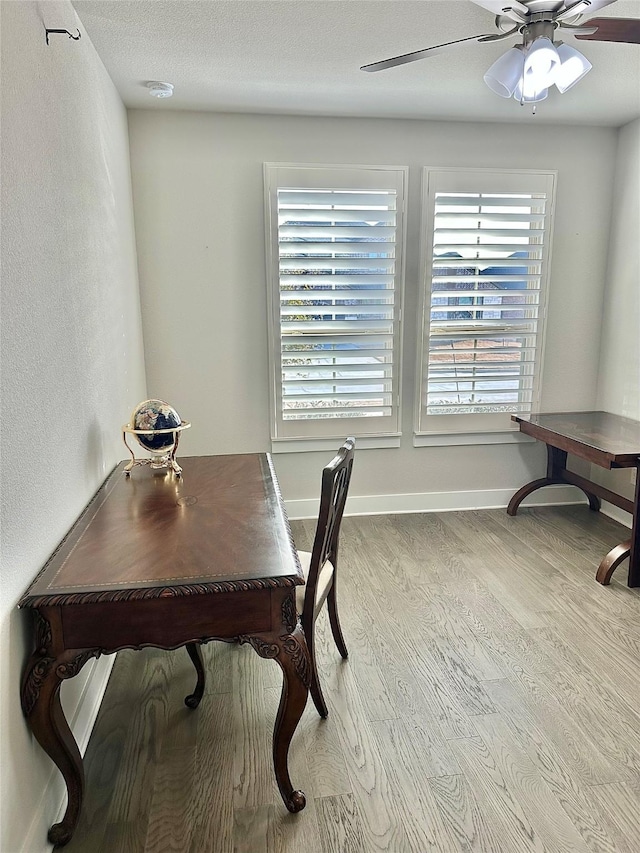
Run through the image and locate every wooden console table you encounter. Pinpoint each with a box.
[19,454,310,847]
[508,412,640,587]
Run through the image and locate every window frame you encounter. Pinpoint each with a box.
[414,166,557,445]
[264,163,408,450]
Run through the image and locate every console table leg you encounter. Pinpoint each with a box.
[585,492,602,512]
[548,445,601,511]
[597,466,640,586]
[508,444,602,517]
[507,478,556,516]
[596,540,631,586]
[626,468,640,587]
[21,652,92,847]
[184,642,205,709]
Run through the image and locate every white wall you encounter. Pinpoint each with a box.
[0,3,146,851]
[592,117,640,510]
[597,118,640,421]
[128,110,617,511]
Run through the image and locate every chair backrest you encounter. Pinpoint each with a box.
[303,438,355,617]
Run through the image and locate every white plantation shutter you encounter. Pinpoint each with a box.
[265,165,406,442]
[416,168,556,436]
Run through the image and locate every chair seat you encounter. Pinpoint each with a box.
[296,550,334,614]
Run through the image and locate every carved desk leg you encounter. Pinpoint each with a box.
[271,622,311,812]
[240,608,310,813]
[21,613,99,847]
[184,642,205,708]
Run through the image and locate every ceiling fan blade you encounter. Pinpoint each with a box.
[558,23,599,34]
[555,0,616,21]
[468,0,529,22]
[571,0,619,15]
[360,33,496,72]
[574,17,640,43]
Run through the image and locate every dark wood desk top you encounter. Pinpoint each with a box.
[512,411,640,468]
[19,454,303,608]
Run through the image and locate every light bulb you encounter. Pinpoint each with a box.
[523,37,560,89]
[513,76,549,104]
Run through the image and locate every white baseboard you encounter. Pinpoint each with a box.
[21,655,115,853]
[69,655,116,756]
[601,500,633,529]
[285,483,587,520]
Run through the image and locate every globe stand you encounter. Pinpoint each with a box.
[122,422,191,477]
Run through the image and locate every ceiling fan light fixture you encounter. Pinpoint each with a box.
[361,0,640,110]
[523,36,560,88]
[554,42,592,93]
[483,45,524,97]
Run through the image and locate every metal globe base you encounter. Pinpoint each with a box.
[122,421,191,477]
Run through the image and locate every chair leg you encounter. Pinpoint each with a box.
[303,617,329,719]
[327,585,348,659]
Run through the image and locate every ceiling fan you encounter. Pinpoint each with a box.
[361,0,640,107]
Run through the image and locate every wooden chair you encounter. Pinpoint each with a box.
[296,437,355,718]
[183,439,355,715]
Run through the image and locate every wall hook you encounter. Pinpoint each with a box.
[45,28,81,46]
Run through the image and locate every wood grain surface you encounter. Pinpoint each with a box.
[63,507,640,853]
[20,455,303,605]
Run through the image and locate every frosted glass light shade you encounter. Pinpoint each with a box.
[555,42,592,93]
[523,37,560,89]
[513,77,549,103]
[484,46,524,98]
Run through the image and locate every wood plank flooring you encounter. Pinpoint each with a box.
[63,506,640,853]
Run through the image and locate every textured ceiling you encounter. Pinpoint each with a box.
[71,0,640,125]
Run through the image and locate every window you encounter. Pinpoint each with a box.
[415,168,556,441]
[264,164,406,447]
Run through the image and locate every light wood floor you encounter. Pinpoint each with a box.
[64,506,640,853]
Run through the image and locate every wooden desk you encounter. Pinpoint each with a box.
[508,412,640,587]
[19,455,310,847]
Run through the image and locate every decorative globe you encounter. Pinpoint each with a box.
[131,399,181,452]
